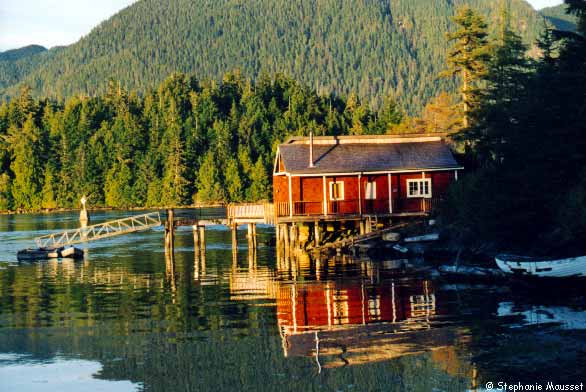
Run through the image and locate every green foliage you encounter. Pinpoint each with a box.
[9,116,43,210]
[196,151,225,204]
[0,0,546,115]
[0,172,12,210]
[224,158,244,202]
[247,159,270,202]
[442,1,586,254]
[442,6,491,128]
[41,163,57,209]
[104,161,134,208]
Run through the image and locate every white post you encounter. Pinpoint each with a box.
[422,172,426,212]
[358,173,362,216]
[288,175,293,218]
[322,176,327,216]
[388,173,393,214]
[455,170,459,181]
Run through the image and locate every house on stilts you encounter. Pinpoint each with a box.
[272,134,462,245]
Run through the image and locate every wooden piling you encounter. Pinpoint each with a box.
[165,209,175,254]
[231,224,238,268]
[199,225,206,251]
[314,222,321,247]
[193,225,200,253]
[283,223,290,252]
[231,224,238,249]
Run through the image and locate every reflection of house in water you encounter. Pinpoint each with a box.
[228,252,475,382]
[275,277,473,372]
[277,279,436,336]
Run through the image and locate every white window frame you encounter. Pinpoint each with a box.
[329,181,345,201]
[365,181,377,200]
[407,179,432,198]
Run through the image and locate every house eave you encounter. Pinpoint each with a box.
[276,166,464,177]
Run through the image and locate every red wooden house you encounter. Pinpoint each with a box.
[273,135,462,223]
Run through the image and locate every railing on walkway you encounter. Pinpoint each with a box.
[227,202,275,225]
[35,212,162,249]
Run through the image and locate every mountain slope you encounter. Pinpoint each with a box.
[540,4,577,32]
[0,45,50,91]
[0,0,546,112]
[0,45,47,62]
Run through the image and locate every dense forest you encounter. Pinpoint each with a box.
[440,0,586,253]
[0,0,546,114]
[0,70,425,211]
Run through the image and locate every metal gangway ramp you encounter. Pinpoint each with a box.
[35,212,162,249]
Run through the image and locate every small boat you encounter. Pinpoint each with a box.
[495,254,586,279]
[17,247,84,261]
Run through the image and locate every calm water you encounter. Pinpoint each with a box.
[1,211,585,391]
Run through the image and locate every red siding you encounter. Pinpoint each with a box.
[273,175,289,204]
[299,177,323,215]
[326,175,360,215]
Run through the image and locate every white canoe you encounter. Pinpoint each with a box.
[495,254,586,278]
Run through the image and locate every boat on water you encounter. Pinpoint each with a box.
[495,254,586,279]
[17,247,84,262]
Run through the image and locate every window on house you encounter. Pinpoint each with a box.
[365,181,377,200]
[329,181,344,201]
[407,179,432,198]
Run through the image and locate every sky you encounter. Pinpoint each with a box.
[0,0,137,51]
[0,0,566,52]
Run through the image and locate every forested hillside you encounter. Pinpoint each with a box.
[0,0,545,113]
[540,3,578,31]
[0,45,51,91]
[0,45,47,62]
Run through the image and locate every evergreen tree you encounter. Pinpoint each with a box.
[9,116,42,209]
[160,104,189,206]
[196,151,225,203]
[441,6,491,128]
[421,93,463,135]
[0,173,12,210]
[41,163,58,209]
[224,158,244,202]
[247,159,269,201]
[104,161,134,208]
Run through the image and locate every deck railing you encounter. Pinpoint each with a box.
[362,199,389,214]
[293,201,323,216]
[327,199,360,215]
[275,197,444,219]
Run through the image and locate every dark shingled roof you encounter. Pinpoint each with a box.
[278,138,460,174]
